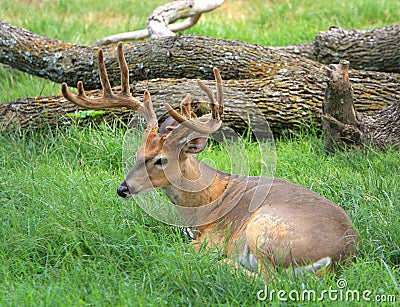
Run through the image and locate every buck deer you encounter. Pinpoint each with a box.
[62,43,360,274]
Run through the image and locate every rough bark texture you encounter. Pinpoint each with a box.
[322,61,400,151]
[1,70,398,135]
[274,25,400,73]
[1,21,399,136]
[1,21,399,92]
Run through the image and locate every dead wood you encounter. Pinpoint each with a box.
[1,21,399,135]
[274,25,400,73]
[1,21,399,91]
[94,0,224,45]
[322,61,400,151]
[1,70,398,136]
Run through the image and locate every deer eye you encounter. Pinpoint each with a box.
[154,157,168,169]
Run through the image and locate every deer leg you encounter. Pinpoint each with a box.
[245,213,292,269]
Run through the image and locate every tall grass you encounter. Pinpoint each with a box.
[1,0,399,306]
[1,124,399,306]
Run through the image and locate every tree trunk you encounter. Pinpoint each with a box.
[1,70,398,135]
[1,21,399,92]
[1,21,399,135]
[322,61,400,151]
[273,25,400,73]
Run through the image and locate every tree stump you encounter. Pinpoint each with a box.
[322,60,399,151]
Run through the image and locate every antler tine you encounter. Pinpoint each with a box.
[61,42,141,111]
[181,94,195,118]
[97,46,113,98]
[164,68,223,135]
[140,90,158,127]
[196,79,217,119]
[213,67,224,115]
[196,68,223,120]
[117,42,132,98]
[165,102,187,124]
[164,94,192,124]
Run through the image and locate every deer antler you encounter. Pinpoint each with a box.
[165,67,224,134]
[62,42,159,133]
[61,42,142,111]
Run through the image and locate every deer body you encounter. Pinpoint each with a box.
[158,157,358,272]
[62,43,360,274]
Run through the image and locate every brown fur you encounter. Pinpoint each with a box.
[125,146,360,272]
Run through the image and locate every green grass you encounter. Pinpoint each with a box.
[1,0,400,306]
[1,124,399,306]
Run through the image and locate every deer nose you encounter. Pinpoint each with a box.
[117,181,130,198]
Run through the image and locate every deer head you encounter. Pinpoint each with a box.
[62,42,224,200]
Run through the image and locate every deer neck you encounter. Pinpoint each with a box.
[162,157,233,208]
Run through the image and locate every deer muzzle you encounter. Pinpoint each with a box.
[117,180,131,198]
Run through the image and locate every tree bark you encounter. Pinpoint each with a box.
[1,69,398,135]
[1,21,399,92]
[274,25,400,73]
[322,61,400,151]
[1,21,399,135]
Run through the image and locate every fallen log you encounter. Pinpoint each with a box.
[1,21,399,92]
[1,21,399,134]
[275,25,400,73]
[1,68,398,135]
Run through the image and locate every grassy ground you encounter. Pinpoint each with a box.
[1,0,399,306]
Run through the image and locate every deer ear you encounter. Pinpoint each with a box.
[182,136,208,156]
